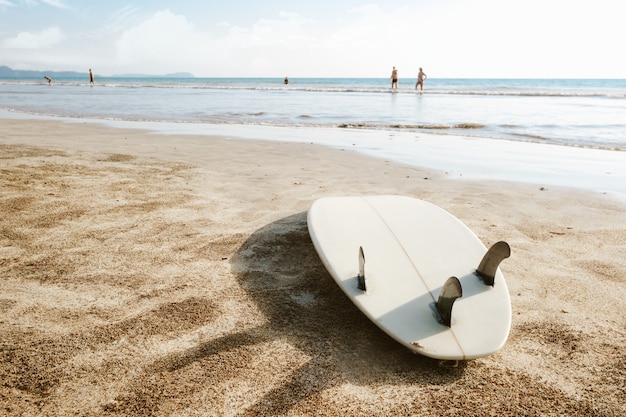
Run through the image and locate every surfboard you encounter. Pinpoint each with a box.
[307,195,512,360]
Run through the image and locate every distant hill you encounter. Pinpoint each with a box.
[0,66,194,79]
[0,65,84,78]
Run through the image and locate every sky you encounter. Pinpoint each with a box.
[0,0,624,78]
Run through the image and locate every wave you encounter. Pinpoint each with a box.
[1,78,624,98]
[338,122,486,130]
[3,106,623,152]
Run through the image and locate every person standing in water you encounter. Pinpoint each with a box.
[89,69,94,86]
[415,67,427,91]
[390,66,398,89]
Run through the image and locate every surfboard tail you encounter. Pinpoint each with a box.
[476,241,510,286]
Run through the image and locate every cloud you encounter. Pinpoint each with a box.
[112,7,422,76]
[62,1,626,78]
[114,9,312,75]
[9,0,68,8]
[217,10,311,49]
[2,27,66,49]
[103,5,143,34]
[116,10,208,71]
[39,0,70,9]
[205,11,316,75]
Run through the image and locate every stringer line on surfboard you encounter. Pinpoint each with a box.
[359,197,436,303]
[307,196,513,359]
[357,197,467,355]
[476,241,511,286]
[357,199,510,328]
[356,247,463,327]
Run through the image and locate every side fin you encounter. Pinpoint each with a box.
[436,276,462,327]
[476,241,510,287]
[357,246,366,291]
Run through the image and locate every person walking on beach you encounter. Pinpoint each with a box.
[89,68,94,86]
[390,66,398,89]
[415,67,427,91]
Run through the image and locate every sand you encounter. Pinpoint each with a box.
[1,119,624,416]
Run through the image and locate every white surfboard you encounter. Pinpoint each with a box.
[307,195,512,360]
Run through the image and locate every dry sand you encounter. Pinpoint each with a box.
[1,119,625,416]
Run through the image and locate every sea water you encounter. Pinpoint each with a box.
[2,76,626,194]
[1,77,625,150]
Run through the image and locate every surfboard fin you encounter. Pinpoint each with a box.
[476,241,510,287]
[357,246,366,291]
[436,276,462,327]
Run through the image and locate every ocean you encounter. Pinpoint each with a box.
[1,77,625,150]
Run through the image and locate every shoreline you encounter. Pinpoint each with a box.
[1,118,625,415]
[3,109,626,198]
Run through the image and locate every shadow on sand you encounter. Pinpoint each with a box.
[225,212,467,414]
[106,212,469,416]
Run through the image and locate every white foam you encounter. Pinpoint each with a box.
[110,120,626,197]
[3,109,625,197]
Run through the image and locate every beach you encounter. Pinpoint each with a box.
[1,118,625,416]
